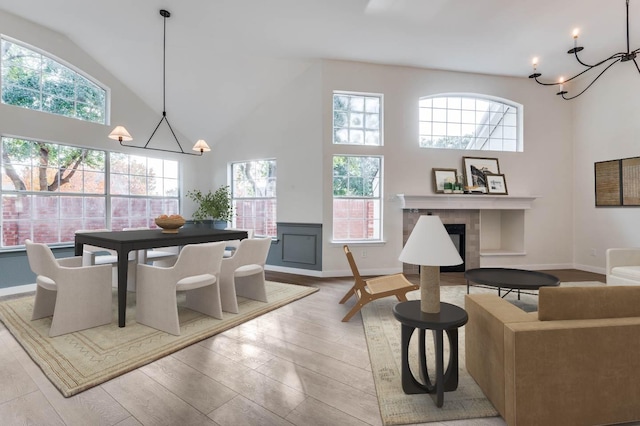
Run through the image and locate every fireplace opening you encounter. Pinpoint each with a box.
[442,224,465,272]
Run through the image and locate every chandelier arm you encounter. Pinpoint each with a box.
[143,114,167,148]
[163,114,188,154]
[560,59,621,100]
[531,75,561,86]
[573,49,627,69]
[634,58,640,74]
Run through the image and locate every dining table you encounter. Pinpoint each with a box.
[75,227,248,327]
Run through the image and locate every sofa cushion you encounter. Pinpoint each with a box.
[611,266,640,281]
[539,286,640,321]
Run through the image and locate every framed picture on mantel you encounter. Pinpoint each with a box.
[486,173,508,195]
[463,157,500,192]
[432,168,457,193]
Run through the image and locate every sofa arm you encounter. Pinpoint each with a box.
[464,294,534,417]
[606,248,640,274]
[503,318,640,426]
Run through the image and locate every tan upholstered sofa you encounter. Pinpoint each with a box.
[606,248,640,285]
[465,286,640,426]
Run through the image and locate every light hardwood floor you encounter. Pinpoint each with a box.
[0,270,605,426]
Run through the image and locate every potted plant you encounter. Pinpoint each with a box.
[186,186,233,229]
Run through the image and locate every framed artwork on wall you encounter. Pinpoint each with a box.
[432,168,458,193]
[463,157,500,191]
[595,160,622,206]
[485,173,508,195]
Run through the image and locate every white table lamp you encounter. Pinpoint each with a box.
[399,215,463,313]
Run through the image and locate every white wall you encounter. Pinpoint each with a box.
[573,64,640,274]
[208,62,324,223]
[319,60,574,275]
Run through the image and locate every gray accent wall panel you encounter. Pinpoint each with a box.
[266,223,322,271]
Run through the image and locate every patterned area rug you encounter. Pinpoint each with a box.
[361,281,605,425]
[0,281,317,397]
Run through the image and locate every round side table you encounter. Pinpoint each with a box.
[392,300,468,407]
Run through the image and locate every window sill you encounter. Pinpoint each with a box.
[330,240,386,247]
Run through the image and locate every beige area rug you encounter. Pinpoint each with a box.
[0,281,317,397]
[362,281,605,425]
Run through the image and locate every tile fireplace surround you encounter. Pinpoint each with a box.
[403,209,480,275]
[399,194,537,274]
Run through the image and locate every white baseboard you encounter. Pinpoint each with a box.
[265,265,401,278]
[572,263,606,275]
[0,283,36,297]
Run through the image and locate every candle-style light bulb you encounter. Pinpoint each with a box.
[559,77,565,92]
[532,57,539,71]
[572,28,580,39]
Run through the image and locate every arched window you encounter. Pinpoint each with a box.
[418,94,523,152]
[1,37,107,124]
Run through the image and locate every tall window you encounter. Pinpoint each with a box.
[0,137,180,248]
[110,153,179,231]
[418,95,522,152]
[231,160,276,237]
[333,92,382,146]
[1,37,107,124]
[1,137,106,247]
[333,155,382,241]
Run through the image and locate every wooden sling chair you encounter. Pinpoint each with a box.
[339,245,419,322]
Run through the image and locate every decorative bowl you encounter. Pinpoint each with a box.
[154,216,186,233]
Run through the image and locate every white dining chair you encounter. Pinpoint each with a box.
[135,241,226,335]
[223,228,255,258]
[219,237,271,313]
[25,239,113,337]
[123,227,179,266]
[76,229,117,266]
[77,229,139,291]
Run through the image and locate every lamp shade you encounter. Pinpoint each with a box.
[192,139,211,153]
[108,126,133,142]
[399,215,463,266]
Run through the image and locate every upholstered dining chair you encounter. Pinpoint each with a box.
[77,229,140,291]
[25,239,113,337]
[223,228,255,258]
[339,244,419,322]
[76,229,117,266]
[219,237,271,313]
[123,227,179,266]
[135,241,226,335]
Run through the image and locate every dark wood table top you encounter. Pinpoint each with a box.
[464,267,560,290]
[393,301,468,330]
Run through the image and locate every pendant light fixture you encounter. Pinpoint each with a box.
[109,9,210,155]
[528,0,640,100]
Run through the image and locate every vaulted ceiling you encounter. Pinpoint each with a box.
[0,0,636,146]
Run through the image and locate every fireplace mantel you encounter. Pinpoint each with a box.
[397,194,538,210]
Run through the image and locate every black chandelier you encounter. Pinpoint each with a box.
[109,9,210,156]
[529,0,640,100]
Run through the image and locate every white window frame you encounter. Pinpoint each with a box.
[418,93,523,152]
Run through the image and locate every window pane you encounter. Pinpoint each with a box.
[418,95,521,152]
[333,92,383,146]
[231,160,277,237]
[332,155,382,241]
[1,37,107,124]
[1,136,180,248]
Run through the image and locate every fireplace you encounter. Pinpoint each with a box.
[402,210,479,275]
[442,223,465,272]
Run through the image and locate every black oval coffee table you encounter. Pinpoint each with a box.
[464,267,560,299]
